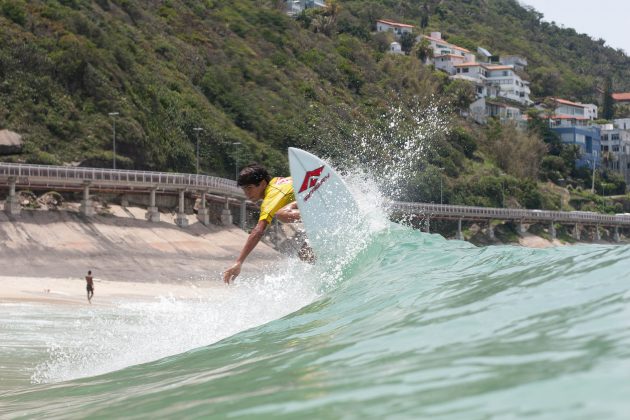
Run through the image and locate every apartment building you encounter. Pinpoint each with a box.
[451,62,532,106]
[599,120,630,186]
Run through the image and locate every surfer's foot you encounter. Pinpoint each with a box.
[298,241,316,263]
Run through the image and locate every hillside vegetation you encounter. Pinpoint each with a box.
[1,0,629,211]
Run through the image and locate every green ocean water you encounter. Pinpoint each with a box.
[2,222,630,419]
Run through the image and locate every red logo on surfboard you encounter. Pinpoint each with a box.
[298,165,325,193]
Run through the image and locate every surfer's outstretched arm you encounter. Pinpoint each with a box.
[223,220,268,284]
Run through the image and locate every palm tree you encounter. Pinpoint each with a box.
[415,38,433,63]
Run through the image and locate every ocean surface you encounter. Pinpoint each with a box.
[2,218,630,418]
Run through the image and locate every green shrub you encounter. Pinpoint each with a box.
[1,0,26,25]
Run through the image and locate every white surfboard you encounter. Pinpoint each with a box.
[288,147,361,259]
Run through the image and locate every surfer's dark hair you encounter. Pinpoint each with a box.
[237,164,271,186]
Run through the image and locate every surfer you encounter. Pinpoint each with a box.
[223,164,307,284]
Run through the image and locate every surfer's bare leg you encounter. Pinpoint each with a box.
[276,202,301,223]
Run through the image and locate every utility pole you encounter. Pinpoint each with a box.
[439,167,444,205]
[232,142,241,181]
[591,155,596,193]
[193,127,204,174]
[108,112,119,169]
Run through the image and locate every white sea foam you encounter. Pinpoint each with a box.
[30,260,320,384]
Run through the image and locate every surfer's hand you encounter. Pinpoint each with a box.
[223,262,241,284]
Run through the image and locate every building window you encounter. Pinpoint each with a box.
[612,133,620,140]
[603,145,609,151]
[463,68,469,73]
[602,134,608,140]
[613,145,620,152]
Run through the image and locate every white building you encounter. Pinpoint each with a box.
[469,97,523,125]
[499,55,528,72]
[452,63,532,106]
[599,123,630,186]
[433,54,466,74]
[552,98,597,120]
[614,118,630,130]
[285,0,326,16]
[376,19,414,39]
[581,103,598,120]
[420,32,476,73]
[484,65,532,105]
[388,42,404,55]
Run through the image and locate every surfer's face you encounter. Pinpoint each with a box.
[241,182,266,201]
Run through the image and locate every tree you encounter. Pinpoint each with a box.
[444,79,476,111]
[602,76,614,120]
[399,32,416,55]
[414,38,433,63]
[486,121,548,180]
[419,3,429,29]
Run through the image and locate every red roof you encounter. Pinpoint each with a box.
[613,93,630,101]
[423,35,446,43]
[485,65,513,71]
[551,98,587,108]
[454,62,481,67]
[422,35,471,53]
[451,45,471,53]
[377,19,414,29]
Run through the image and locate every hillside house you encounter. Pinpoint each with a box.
[499,55,528,72]
[285,0,326,16]
[421,32,476,71]
[388,42,404,55]
[613,93,630,104]
[614,118,630,130]
[552,98,598,119]
[599,122,630,186]
[433,54,466,74]
[469,97,522,125]
[452,62,532,107]
[484,65,532,106]
[548,113,601,168]
[376,19,414,39]
[582,103,598,120]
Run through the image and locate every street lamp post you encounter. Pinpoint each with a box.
[193,127,204,174]
[232,142,241,181]
[591,154,596,194]
[438,167,444,205]
[108,112,119,169]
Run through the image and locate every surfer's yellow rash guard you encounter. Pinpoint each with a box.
[258,177,295,224]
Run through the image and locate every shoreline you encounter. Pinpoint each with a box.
[0,275,230,306]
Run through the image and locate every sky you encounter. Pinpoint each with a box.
[520,0,630,54]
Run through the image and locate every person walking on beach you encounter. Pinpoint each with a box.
[222,164,304,284]
[85,270,94,303]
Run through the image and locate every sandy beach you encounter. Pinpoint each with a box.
[0,205,281,305]
[0,275,231,306]
[517,232,565,248]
